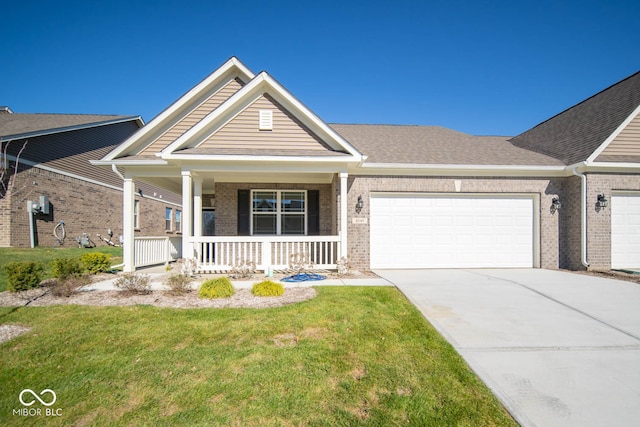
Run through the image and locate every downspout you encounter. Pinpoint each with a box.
[571,165,590,268]
[112,164,125,181]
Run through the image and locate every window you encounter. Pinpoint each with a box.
[175,209,182,233]
[133,200,140,229]
[251,190,305,235]
[165,208,172,231]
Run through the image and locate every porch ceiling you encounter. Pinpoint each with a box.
[138,170,335,193]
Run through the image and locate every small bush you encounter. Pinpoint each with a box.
[252,280,285,297]
[199,277,235,299]
[81,252,111,274]
[50,276,88,297]
[230,259,256,279]
[4,261,45,292]
[164,273,192,296]
[50,257,84,280]
[114,273,151,295]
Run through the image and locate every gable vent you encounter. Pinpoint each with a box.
[259,109,273,130]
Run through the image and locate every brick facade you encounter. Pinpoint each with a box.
[0,166,179,248]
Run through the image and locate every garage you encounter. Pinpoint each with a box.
[370,194,537,269]
[611,193,640,269]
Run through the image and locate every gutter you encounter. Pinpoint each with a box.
[570,164,590,268]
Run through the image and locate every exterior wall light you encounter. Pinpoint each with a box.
[597,194,608,210]
[355,195,364,213]
[551,197,562,214]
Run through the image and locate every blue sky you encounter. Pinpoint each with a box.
[2,0,638,136]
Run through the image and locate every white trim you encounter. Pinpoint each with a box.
[102,57,255,161]
[0,116,143,142]
[162,153,356,163]
[355,162,567,177]
[587,104,640,164]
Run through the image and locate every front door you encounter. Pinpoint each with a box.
[203,208,216,236]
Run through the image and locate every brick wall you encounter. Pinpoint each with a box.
[345,175,565,271]
[214,182,334,236]
[2,166,179,248]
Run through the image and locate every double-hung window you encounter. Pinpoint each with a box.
[175,209,182,233]
[165,208,172,231]
[251,190,306,235]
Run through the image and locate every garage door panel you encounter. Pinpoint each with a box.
[370,195,534,269]
[612,194,640,269]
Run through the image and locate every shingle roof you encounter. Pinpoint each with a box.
[510,71,640,165]
[0,113,135,141]
[330,124,564,166]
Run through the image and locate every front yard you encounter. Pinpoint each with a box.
[0,286,516,426]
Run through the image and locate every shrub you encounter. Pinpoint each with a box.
[114,273,151,295]
[4,261,45,292]
[81,252,111,274]
[230,259,256,279]
[164,273,192,296]
[50,276,88,297]
[50,257,84,280]
[252,280,285,297]
[198,277,235,299]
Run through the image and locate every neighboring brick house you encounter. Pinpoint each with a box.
[0,108,181,248]
[95,58,640,273]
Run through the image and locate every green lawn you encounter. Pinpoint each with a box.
[0,287,516,426]
[0,247,123,291]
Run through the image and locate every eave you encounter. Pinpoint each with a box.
[354,162,569,177]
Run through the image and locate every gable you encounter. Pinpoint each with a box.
[138,78,245,156]
[195,94,334,153]
[595,111,640,162]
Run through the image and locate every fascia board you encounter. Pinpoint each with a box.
[103,57,255,161]
[355,162,568,177]
[90,159,169,167]
[161,72,364,160]
[0,116,143,143]
[586,104,640,164]
[580,162,640,172]
[162,153,358,163]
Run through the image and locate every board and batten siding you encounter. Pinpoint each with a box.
[197,94,332,152]
[598,113,640,157]
[139,78,245,155]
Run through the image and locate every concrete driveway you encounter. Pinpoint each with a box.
[375,269,640,427]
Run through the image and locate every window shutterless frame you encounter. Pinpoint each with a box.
[250,190,307,235]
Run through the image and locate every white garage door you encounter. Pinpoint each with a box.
[611,193,640,269]
[370,194,536,269]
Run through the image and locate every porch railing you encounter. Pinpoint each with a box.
[192,235,341,272]
[134,236,182,268]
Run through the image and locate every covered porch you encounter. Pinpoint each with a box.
[125,168,351,273]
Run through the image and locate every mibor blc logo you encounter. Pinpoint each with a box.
[13,389,62,417]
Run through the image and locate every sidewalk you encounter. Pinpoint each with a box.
[81,265,393,291]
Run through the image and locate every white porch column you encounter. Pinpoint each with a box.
[193,175,203,238]
[181,171,193,260]
[339,172,348,258]
[122,175,135,272]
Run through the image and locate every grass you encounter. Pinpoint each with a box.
[0,287,516,426]
[0,247,123,291]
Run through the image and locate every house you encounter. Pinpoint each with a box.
[0,108,181,257]
[95,57,640,273]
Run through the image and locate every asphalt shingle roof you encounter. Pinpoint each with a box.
[330,124,564,166]
[510,71,640,165]
[0,113,133,140]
